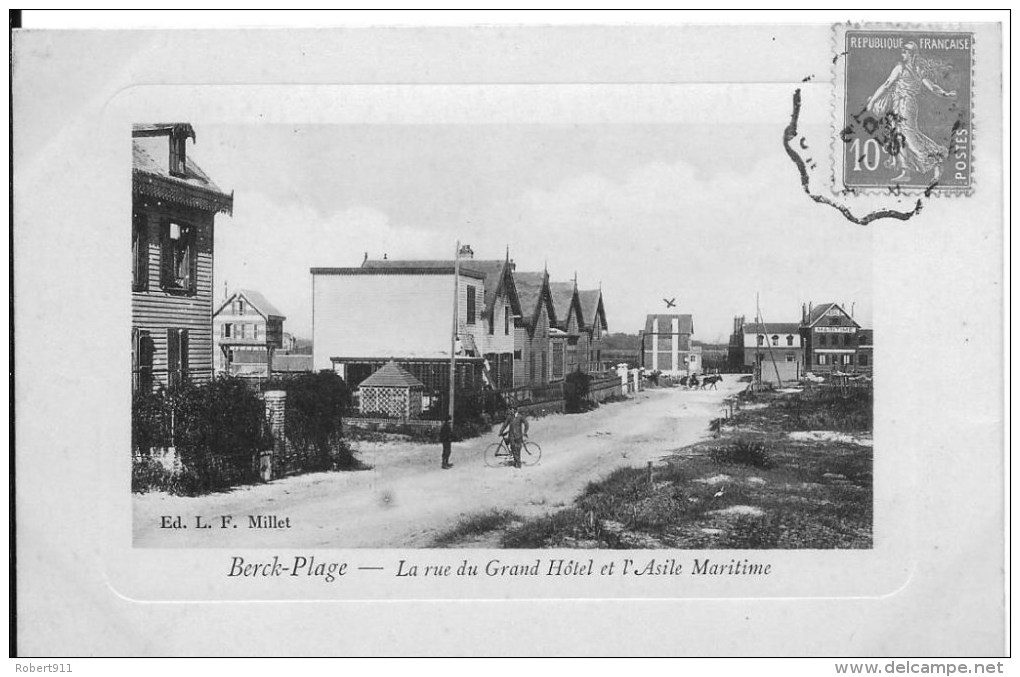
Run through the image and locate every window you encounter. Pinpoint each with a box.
[167,328,189,388]
[819,335,827,347]
[786,353,796,362]
[829,317,841,326]
[466,285,476,325]
[222,323,232,338]
[771,335,779,346]
[504,307,511,335]
[239,299,246,315]
[161,220,197,293]
[132,328,153,392]
[254,324,260,341]
[817,354,827,365]
[513,349,522,360]
[859,353,870,366]
[690,355,697,363]
[843,354,853,365]
[132,212,148,291]
[756,334,764,346]
[786,335,794,346]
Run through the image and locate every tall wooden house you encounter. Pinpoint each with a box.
[579,288,609,372]
[131,123,233,391]
[212,289,286,377]
[512,271,557,387]
[800,302,863,374]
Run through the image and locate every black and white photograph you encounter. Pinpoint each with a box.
[12,13,1006,659]
[129,121,874,552]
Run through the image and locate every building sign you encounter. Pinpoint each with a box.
[815,326,857,333]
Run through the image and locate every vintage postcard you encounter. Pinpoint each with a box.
[13,18,1005,657]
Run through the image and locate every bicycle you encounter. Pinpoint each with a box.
[484,435,542,467]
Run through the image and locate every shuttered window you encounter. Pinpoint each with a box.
[167,328,189,388]
[161,220,197,294]
[132,212,148,292]
[466,285,476,325]
[504,307,511,335]
[132,328,154,392]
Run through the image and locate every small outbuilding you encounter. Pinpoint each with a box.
[358,361,426,419]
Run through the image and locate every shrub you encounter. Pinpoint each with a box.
[264,370,357,471]
[132,387,171,454]
[172,377,274,494]
[564,369,593,413]
[710,438,775,469]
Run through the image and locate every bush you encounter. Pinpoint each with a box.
[564,369,593,413]
[710,438,775,469]
[132,388,171,454]
[264,370,357,471]
[173,377,274,494]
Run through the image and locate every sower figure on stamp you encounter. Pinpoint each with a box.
[440,415,454,469]
[866,41,957,183]
[498,405,529,469]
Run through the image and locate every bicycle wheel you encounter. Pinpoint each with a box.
[520,440,542,466]
[484,441,507,468]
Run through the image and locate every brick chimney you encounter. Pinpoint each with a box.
[458,244,475,260]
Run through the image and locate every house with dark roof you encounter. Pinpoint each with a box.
[548,281,584,380]
[131,123,233,391]
[512,270,558,387]
[579,288,609,372]
[641,313,700,376]
[213,289,287,377]
[800,302,863,375]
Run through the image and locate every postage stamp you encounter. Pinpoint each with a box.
[833,25,974,195]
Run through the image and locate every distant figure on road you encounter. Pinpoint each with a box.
[499,405,529,469]
[440,415,454,469]
[689,373,699,390]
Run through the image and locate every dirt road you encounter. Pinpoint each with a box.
[133,376,741,548]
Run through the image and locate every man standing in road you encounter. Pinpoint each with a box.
[499,405,529,469]
[440,415,454,469]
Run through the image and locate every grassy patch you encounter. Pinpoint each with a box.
[496,385,872,549]
[432,509,521,547]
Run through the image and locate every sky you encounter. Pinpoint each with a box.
[196,122,872,344]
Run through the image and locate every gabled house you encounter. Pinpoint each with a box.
[131,123,233,391]
[641,313,698,376]
[213,289,286,377]
[800,302,863,374]
[549,281,585,380]
[579,288,609,372]
[512,271,557,387]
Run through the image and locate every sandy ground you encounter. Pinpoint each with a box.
[133,376,741,548]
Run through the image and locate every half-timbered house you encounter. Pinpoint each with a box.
[131,123,233,391]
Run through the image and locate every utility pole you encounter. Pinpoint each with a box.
[756,293,783,388]
[449,241,460,425]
